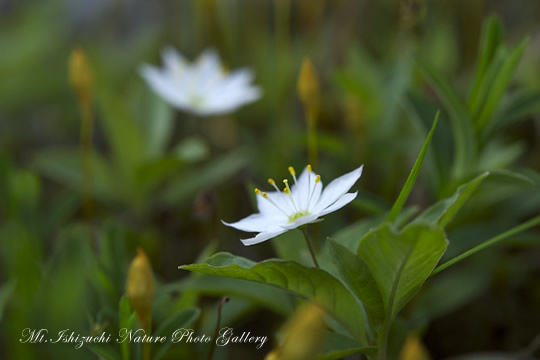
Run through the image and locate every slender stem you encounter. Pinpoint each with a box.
[143,319,151,360]
[432,215,540,276]
[301,227,320,268]
[207,296,229,360]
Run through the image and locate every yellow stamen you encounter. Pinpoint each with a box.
[307,164,312,172]
[262,192,268,198]
[283,187,290,194]
[254,188,261,195]
[283,179,291,193]
[268,178,275,186]
[315,175,321,183]
[288,166,296,176]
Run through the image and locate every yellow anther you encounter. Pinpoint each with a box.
[268,178,275,186]
[254,188,261,195]
[288,166,296,176]
[315,175,321,183]
[283,188,290,194]
[262,192,268,198]
[307,164,312,172]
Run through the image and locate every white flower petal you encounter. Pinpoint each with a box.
[221,214,276,232]
[314,165,363,213]
[161,47,187,75]
[280,214,320,230]
[256,191,293,218]
[240,228,288,246]
[140,65,189,108]
[292,166,322,210]
[318,192,358,217]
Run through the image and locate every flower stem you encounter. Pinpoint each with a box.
[301,227,320,268]
[207,296,229,360]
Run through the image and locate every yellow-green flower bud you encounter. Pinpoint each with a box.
[269,302,326,360]
[68,48,93,108]
[297,57,320,119]
[126,248,155,331]
[399,334,431,360]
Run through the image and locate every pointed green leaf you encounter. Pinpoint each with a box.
[357,224,448,319]
[180,253,368,342]
[475,37,528,131]
[118,295,136,360]
[411,172,489,227]
[418,62,476,178]
[387,112,439,222]
[469,15,504,113]
[327,239,384,326]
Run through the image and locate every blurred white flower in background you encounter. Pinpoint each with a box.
[223,165,364,245]
[140,47,262,116]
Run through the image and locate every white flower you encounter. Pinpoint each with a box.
[223,165,364,245]
[140,47,262,116]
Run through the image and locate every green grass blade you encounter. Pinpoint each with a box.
[432,214,540,276]
[387,111,439,222]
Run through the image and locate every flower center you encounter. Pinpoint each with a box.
[190,95,205,108]
[288,211,311,223]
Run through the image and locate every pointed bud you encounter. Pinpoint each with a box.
[399,334,431,360]
[126,248,155,331]
[297,57,320,116]
[271,302,326,360]
[69,48,93,107]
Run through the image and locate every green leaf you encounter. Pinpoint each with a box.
[317,332,377,359]
[475,37,528,132]
[490,90,540,135]
[118,296,136,360]
[468,15,504,113]
[387,112,439,222]
[0,279,17,322]
[357,224,448,319]
[165,276,293,316]
[160,149,248,207]
[87,343,121,360]
[411,172,489,228]
[332,207,419,252]
[418,62,476,179]
[180,253,369,342]
[152,308,200,360]
[97,89,146,179]
[33,148,115,201]
[327,239,384,326]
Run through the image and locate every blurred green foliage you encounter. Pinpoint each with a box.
[1,0,540,359]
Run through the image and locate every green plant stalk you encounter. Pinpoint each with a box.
[377,246,412,360]
[143,320,151,360]
[80,99,93,222]
[301,227,320,268]
[432,214,540,276]
[307,109,319,169]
